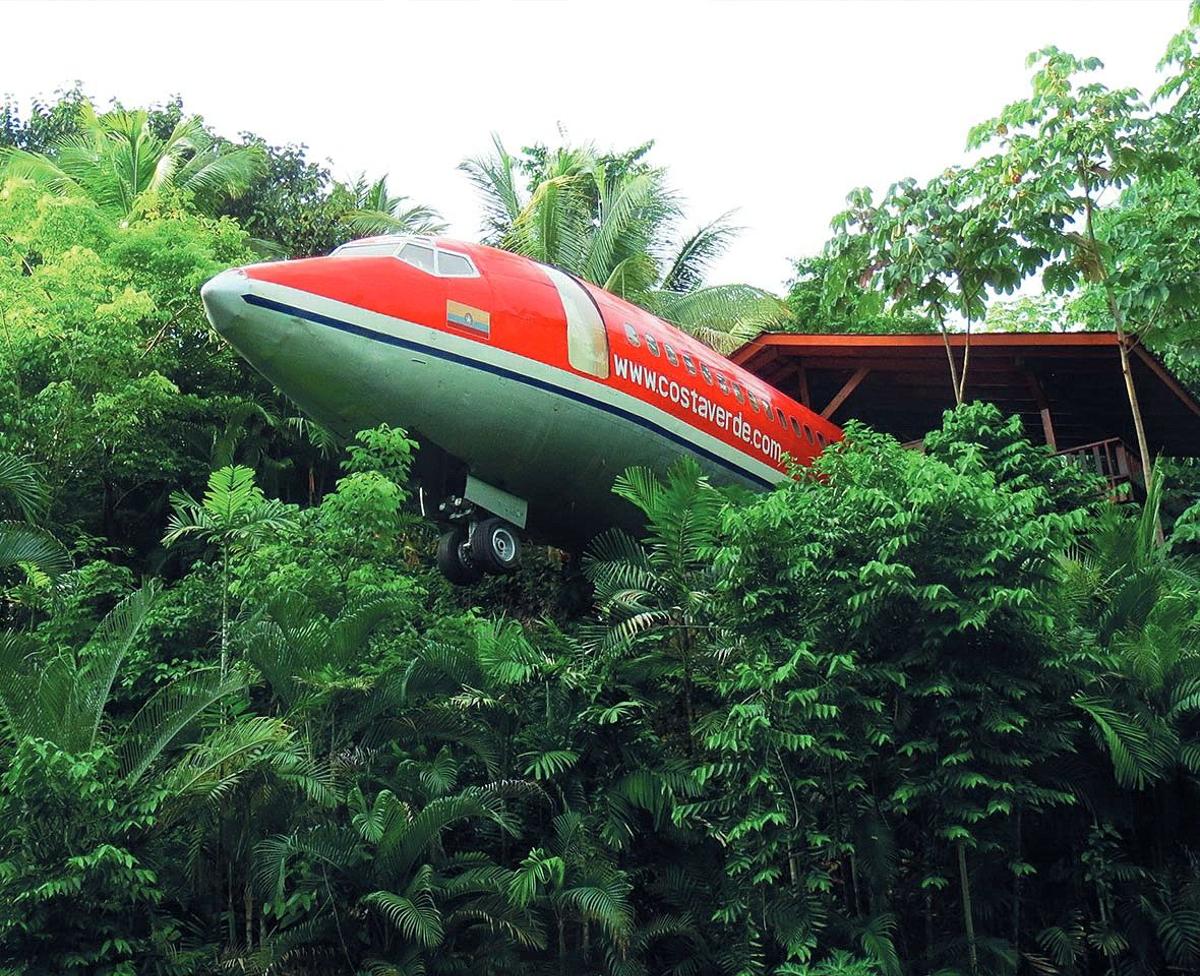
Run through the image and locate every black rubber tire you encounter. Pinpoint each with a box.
[470,517,522,574]
[437,526,482,585]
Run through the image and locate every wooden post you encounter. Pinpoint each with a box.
[1023,370,1057,451]
[820,367,870,420]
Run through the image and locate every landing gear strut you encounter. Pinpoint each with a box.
[436,524,481,586]
[436,517,523,586]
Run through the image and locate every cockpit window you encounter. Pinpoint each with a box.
[398,243,436,273]
[436,250,475,277]
[335,242,401,257]
[333,238,480,278]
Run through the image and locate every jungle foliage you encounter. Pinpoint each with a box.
[3,6,1200,976]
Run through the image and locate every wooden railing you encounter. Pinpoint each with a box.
[1055,438,1142,498]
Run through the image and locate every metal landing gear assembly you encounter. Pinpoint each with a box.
[431,475,528,586]
[436,517,523,585]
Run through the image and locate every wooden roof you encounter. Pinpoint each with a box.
[731,332,1200,457]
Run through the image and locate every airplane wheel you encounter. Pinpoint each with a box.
[437,526,482,585]
[471,517,522,574]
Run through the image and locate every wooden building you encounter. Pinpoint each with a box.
[731,332,1200,492]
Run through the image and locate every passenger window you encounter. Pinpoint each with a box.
[398,243,436,273]
[790,416,801,436]
[775,408,786,427]
[804,425,814,443]
[682,353,697,375]
[700,363,713,385]
[436,250,475,276]
[817,431,827,446]
[623,323,640,347]
[748,392,760,413]
[664,343,679,367]
[542,266,610,379]
[646,334,660,357]
[733,383,745,404]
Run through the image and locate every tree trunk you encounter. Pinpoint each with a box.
[1012,808,1022,974]
[1082,178,1153,477]
[245,875,254,948]
[557,913,566,976]
[925,885,935,968]
[678,628,696,752]
[935,308,964,406]
[1107,290,1153,476]
[227,859,236,947]
[958,842,978,975]
[220,548,230,680]
[957,315,973,403]
[850,850,863,918]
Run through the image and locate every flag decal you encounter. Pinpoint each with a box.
[446,300,490,336]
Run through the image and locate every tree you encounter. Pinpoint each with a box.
[163,466,296,677]
[967,48,1160,467]
[704,408,1090,973]
[0,103,264,219]
[0,582,250,973]
[461,136,785,351]
[340,172,447,238]
[827,161,1033,404]
[784,253,934,335]
[584,458,728,740]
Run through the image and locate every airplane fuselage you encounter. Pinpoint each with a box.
[201,236,841,550]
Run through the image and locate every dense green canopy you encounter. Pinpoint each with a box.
[3,6,1200,975]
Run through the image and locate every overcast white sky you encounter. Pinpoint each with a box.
[3,0,1189,290]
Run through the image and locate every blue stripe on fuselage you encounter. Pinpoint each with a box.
[240,292,776,490]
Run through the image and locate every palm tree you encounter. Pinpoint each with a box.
[1038,472,1200,972]
[340,173,447,238]
[0,582,243,765]
[0,102,263,218]
[507,811,634,973]
[461,136,785,351]
[1065,470,1200,791]
[0,580,329,963]
[0,451,70,580]
[251,781,543,972]
[583,458,729,738]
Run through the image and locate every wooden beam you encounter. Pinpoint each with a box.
[797,365,811,407]
[820,367,870,420]
[1023,370,1057,451]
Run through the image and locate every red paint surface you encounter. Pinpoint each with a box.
[246,239,842,477]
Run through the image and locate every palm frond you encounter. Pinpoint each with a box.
[342,204,446,238]
[459,134,526,242]
[0,521,72,577]
[78,581,159,747]
[0,453,50,521]
[661,212,741,293]
[365,865,445,947]
[119,668,248,784]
